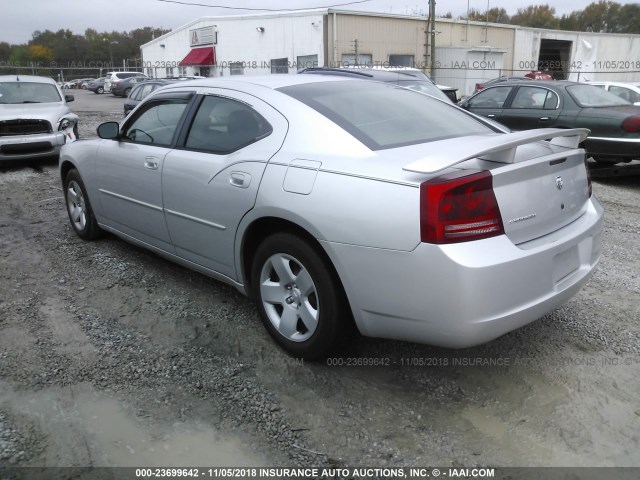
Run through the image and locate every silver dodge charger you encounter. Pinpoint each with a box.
[59,75,603,359]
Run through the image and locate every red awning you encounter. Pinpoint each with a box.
[178,47,215,66]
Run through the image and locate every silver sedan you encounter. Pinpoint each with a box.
[59,75,603,359]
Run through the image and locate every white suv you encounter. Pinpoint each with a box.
[104,71,147,94]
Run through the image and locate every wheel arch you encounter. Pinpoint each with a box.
[239,215,357,331]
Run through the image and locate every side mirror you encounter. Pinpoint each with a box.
[459,99,468,108]
[65,94,74,103]
[97,122,120,139]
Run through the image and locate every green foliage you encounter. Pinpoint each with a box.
[459,1,639,33]
[510,4,559,29]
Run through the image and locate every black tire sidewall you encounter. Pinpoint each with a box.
[63,169,100,240]
[251,232,344,360]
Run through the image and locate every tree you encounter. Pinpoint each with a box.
[510,4,559,29]
[465,7,510,24]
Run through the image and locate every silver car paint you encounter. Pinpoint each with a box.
[61,75,604,348]
[0,75,78,161]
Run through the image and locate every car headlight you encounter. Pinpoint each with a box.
[59,118,71,131]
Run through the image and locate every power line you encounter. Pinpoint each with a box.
[156,0,372,11]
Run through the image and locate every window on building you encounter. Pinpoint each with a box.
[185,96,273,153]
[341,54,373,67]
[229,62,244,76]
[388,55,415,67]
[296,54,318,70]
[178,66,187,76]
[166,66,174,77]
[146,68,154,77]
[270,58,289,74]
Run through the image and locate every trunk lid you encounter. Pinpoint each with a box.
[403,128,591,245]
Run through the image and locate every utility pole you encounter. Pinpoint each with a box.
[354,38,359,65]
[429,0,436,79]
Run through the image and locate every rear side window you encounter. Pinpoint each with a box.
[510,86,558,110]
[280,81,492,150]
[184,95,273,154]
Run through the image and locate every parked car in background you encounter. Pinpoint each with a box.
[59,75,602,359]
[474,76,530,94]
[104,71,147,94]
[588,81,640,105]
[123,79,178,115]
[0,75,78,161]
[342,65,461,102]
[86,77,107,94]
[524,71,553,80]
[474,72,553,94]
[62,79,81,89]
[110,76,148,97]
[460,80,640,163]
[298,67,453,103]
[80,79,95,89]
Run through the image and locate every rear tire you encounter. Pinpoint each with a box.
[251,232,348,360]
[63,169,102,240]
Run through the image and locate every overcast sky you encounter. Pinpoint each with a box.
[2,0,637,45]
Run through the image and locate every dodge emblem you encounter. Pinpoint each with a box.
[556,176,563,190]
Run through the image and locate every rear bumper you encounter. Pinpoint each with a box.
[585,136,640,161]
[0,132,67,160]
[323,197,604,348]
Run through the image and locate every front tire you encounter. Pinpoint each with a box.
[251,232,348,360]
[96,86,104,94]
[64,169,102,240]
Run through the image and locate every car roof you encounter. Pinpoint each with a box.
[160,74,360,91]
[0,75,56,84]
[298,67,428,82]
[486,80,578,88]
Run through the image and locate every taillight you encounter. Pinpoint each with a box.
[420,170,504,244]
[622,116,640,133]
[475,84,485,92]
[584,156,592,197]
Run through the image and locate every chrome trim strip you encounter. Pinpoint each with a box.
[164,208,227,230]
[98,189,164,212]
[588,136,640,144]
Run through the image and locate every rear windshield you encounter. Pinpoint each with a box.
[0,82,62,104]
[567,84,630,107]
[279,81,492,150]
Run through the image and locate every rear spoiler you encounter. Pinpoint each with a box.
[403,128,589,174]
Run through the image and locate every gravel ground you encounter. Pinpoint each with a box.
[0,90,639,471]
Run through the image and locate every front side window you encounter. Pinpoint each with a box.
[467,86,513,108]
[280,81,493,151]
[0,82,61,104]
[123,98,190,146]
[185,95,272,153]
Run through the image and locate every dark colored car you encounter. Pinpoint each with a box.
[474,76,530,94]
[123,79,178,115]
[460,80,640,163]
[111,76,148,98]
[86,77,106,94]
[298,67,453,103]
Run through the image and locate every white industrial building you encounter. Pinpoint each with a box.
[140,9,640,97]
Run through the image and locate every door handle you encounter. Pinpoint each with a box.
[230,172,251,188]
[144,157,159,170]
[487,114,496,118]
[539,117,549,121]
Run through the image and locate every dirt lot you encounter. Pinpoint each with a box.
[0,89,639,471]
